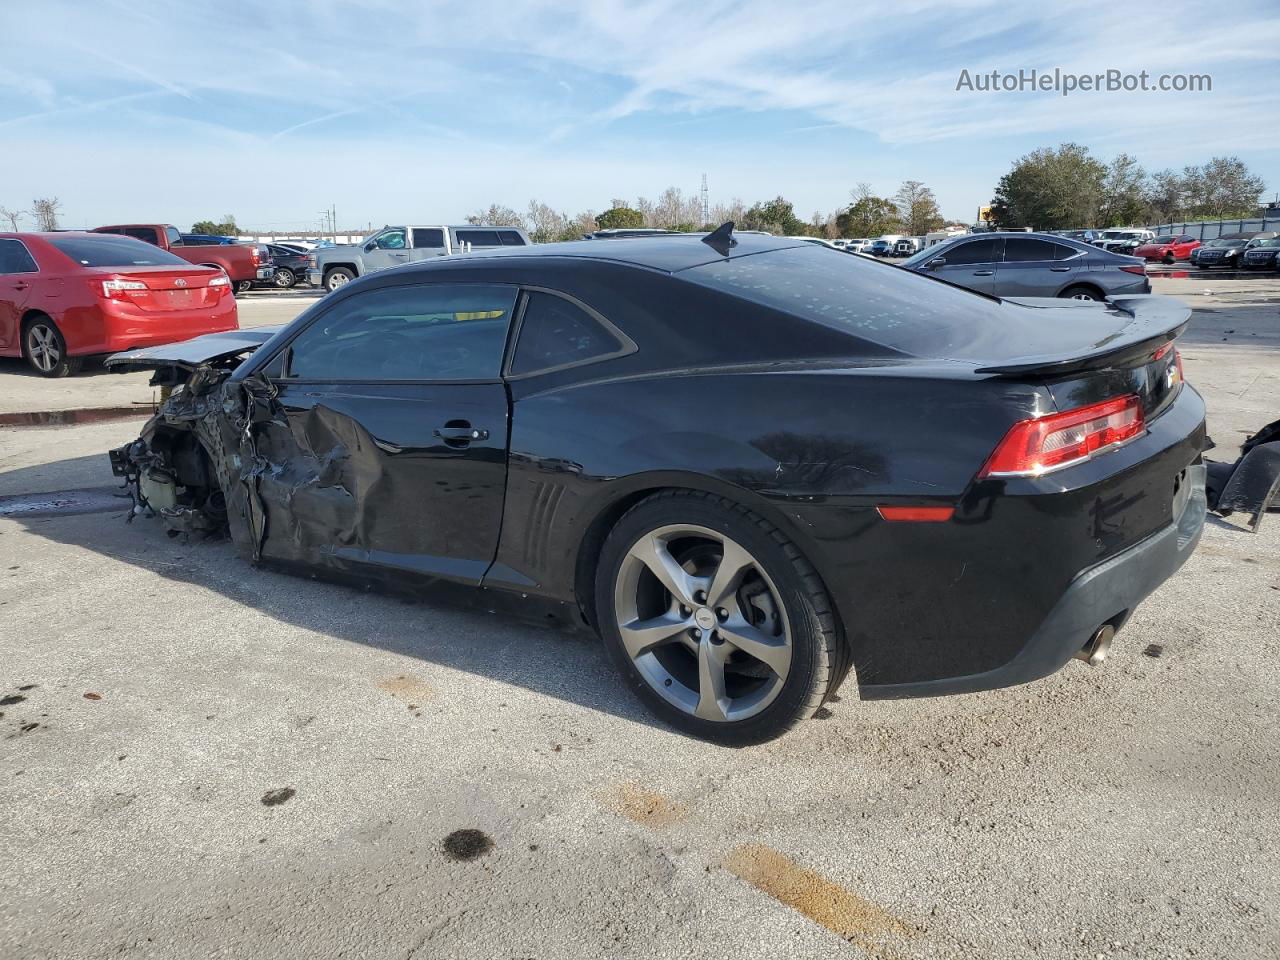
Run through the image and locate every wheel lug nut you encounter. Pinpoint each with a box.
[716,608,728,620]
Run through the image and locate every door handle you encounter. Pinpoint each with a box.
[1050,266,1071,272]
[11,281,29,290]
[972,270,994,276]
[390,252,408,259]
[434,422,489,446]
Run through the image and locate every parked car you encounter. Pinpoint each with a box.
[0,232,236,377]
[868,236,902,257]
[1193,232,1277,269]
[842,238,872,254]
[107,228,1204,744]
[900,231,1149,300]
[261,244,312,289]
[92,224,273,294]
[1133,235,1200,264]
[308,224,531,292]
[1093,230,1155,256]
[1240,236,1280,271]
[893,237,922,257]
[1057,229,1102,244]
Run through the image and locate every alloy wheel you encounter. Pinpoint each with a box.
[274,268,295,288]
[1070,292,1097,301]
[327,272,349,291]
[612,524,792,723]
[26,323,60,373]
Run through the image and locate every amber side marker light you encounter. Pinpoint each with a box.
[979,394,1145,479]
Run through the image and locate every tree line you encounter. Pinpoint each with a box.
[467,180,955,242]
[990,145,1266,230]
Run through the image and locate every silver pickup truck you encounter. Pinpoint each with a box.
[308,224,531,291]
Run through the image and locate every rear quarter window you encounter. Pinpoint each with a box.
[683,245,999,357]
[47,235,189,267]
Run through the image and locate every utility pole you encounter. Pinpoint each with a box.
[700,173,709,226]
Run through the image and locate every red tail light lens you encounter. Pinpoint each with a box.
[1174,348,1184,385]
[979,395,1145,478]
[1120,264,1146,275]
[877,506,955,522]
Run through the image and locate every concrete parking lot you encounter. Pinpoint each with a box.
[1,279,1278,958]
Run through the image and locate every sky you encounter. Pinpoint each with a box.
[2,0,1279,233]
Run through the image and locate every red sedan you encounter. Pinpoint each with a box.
[1133,234,1200,263]
[0,232,238,377]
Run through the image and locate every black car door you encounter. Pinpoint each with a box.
[251,281,518,584]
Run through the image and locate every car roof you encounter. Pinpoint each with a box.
[415,231,811,274]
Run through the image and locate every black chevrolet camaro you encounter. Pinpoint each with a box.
[107,226,1207,744]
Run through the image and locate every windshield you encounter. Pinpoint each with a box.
[1153,236,1176,243]
[1256,237,1280,248]
[1205,237,1245,247]
[47,234,190,267]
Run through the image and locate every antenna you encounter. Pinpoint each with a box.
[701,221,736,256]
[700,173,710,226]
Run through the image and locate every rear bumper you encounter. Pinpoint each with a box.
[256,266,275,280]
[862,462,1205,700]
[95,308,239,354]
[307,270,322,285]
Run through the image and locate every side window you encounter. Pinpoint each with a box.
[165,226,182,247]
[498,231,526,246]
[0,239,38,274]
[510,291,628,376]
[284,283,517,381]
[411,228,444,249]
[1052,243,1080,261]
[944,238,999,265]
[123,227,160,245]
[455,229,501,247]
[1003,238,1056,262]
[373,229,406,250]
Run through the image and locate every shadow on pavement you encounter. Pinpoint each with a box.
[4,451,662,734]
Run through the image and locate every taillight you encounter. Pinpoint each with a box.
[100,279,147,299]
[1120,264,1146,275]
[876,506,955,522]
[209,275,231,294]
[1174,348,1184,385]
[979,395,1145,478]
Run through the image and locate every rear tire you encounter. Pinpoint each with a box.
[273,267,296,288]
[594,490,842,746]
[235,280,253,295]
[22,316,82,378]
[325,267,356,292]
[1162,253,1175,265]
[1059,285,1104,302]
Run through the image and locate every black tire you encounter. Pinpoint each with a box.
[21,315,82,378]
[273,267,296,288]
[234,280,253,295]
[1058,285,1104,302]
[324,267,356,292]
[594,490,843,746]
[1162,253,1175,265]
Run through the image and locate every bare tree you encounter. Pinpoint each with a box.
[0,206,22,231]
[708,197,747,226]
[525,200,569,243]
[30,197,62,231]
[466,204,525,227]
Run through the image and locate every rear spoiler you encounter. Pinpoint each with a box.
[974,295,1190,377]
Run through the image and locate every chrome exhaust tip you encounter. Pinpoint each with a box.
[1074,624,1115,667]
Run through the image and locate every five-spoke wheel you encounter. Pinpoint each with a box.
[596,492,841,744]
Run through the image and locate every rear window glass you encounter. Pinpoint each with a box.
[684,245,998,355]
[48,234,189,267]
[498,231,526,246]
[511,291,625,375]
[455,229,501,247]
[412,228,445,249]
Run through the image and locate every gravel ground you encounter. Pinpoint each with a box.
[0,279,1277,959]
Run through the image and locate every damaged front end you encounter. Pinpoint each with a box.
[1205,417,1280,532]
[107,328,283,546]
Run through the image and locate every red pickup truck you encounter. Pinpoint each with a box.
[92,224,273,294]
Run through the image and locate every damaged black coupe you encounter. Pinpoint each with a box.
[109,227,1209,744]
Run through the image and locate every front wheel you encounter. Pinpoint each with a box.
[595,491,842,745]
[22,317,82,378]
